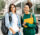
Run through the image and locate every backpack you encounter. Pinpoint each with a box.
[1,13,12,35]
[35,25,38,34]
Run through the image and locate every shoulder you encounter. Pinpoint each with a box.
[31,13,36,18]
[31,13,35,16]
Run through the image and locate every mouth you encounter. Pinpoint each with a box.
[25,9,29,11]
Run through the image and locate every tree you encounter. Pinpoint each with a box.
[0,0,5,11]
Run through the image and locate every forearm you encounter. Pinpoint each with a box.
[9,27,16,34]
[25,23,36,28]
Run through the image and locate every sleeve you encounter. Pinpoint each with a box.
[25,14,36,28]
[5,13,11,29]
[17,16,21,28]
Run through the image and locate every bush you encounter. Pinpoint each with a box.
[0,0,5,11]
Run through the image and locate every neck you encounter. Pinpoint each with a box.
[12,11,15,14]
[25,11,29,14]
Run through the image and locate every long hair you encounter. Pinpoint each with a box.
[9,4,16,12]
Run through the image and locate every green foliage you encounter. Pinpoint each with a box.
[0,0,5,11]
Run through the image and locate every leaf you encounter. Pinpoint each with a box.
[0,0,5,11]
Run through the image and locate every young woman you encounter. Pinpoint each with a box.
[5,4,21,35]
[21,2,36,35]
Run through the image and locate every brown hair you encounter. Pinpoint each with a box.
[26,2,32,9]
[9,4,16,12]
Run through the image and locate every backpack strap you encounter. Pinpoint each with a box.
[30,13,33,18]
[31,14,32,18]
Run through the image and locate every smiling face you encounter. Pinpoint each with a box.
[11,5,16,13]
[24,5,30,14]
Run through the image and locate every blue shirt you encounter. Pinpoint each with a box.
[5,12,21,32]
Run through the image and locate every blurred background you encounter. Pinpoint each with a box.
[0,0,40,35]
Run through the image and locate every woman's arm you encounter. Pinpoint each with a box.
[5,13,11,29]
[24,14,36,28]
[5,13,16,34]
[9,27,16,34]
